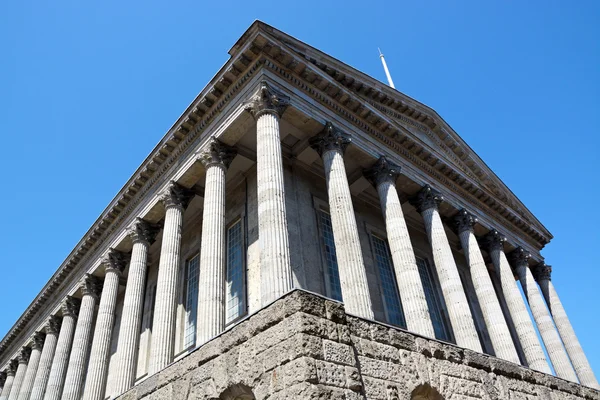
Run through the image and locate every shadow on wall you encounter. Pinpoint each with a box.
[412,383,444,400]
[219,384,255,400]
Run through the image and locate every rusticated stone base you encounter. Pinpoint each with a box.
[116,290,600,400]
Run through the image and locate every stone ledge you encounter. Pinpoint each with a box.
[117,289,600,400]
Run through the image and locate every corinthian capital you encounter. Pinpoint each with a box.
[46,315,62,335]
[61,296,81,318]
[32,332,46,350]
[244,81,290,119]
[508,247,531,268]
[533,262,552,282]
[309,122,352,157]
[6,360,17,376]
[160,181,195,211]
[480,229,506,252]
[18,347,31,364]
[363,156,400,187]
[128,218,161,246]
[453,209,477,234]
[81,274,103,300]
[198,138,237,169]
[409,185,444,213]
[101,248,128,276]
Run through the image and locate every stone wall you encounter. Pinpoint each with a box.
[116,290,600,400]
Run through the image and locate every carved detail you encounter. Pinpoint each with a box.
[101,248,128,275]
[6,359,17,376]
[32,332,46,350]
[61,296,81,318]
[309,122,352,157]
[46,315,62,335]
[508,247,531,268]
[363,156,401,187]
[453,209,477,234]
[244,81,290,119]
[160,181,195,210]
[409,185,444,213]
[533,262,552,282]
[128,218,161,246]
[481,229,507,252]
[81,274,103,299]
[18,347,31,364]
[198,139,237,169]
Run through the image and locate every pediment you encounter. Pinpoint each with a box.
[227,21,551,247]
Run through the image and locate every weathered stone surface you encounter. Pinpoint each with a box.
[115,290,599,400]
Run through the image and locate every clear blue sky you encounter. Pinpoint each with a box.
[1,0,598,376]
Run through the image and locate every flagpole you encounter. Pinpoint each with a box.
[378,48,396,89]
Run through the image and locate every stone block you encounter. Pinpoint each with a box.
[322,339,355,366]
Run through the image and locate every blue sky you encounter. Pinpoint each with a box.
[1,0,598,377]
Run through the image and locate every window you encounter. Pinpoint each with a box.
[371,235,406,328]
[318,211,342,301]
[415,256,451,341]
[226,220,246,324]
[183,254,200,349]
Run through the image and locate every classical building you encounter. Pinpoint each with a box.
[0,21,598,400]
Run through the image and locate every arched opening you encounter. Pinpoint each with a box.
[219,384,255,400]
[411,383,444,400]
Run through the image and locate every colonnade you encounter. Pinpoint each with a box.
[0,82,597,400]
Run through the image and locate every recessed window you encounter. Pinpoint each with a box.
[371,234,406,328]
[183,254,200,349]
[226,220,246,324]
[415,256,451,341]
[318,210,342,301]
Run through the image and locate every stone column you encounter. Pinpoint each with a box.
[7,349,31,400]
[0,361,17,400]
[510,248,577,381]
[16,333,45,400]
[533,264,599,388]
[409,186,481,351]
[83,250,128,400]
[309,122,374,319]
[482,231,551,373]
[245,82,293,305]
[0,372,6,395]
[196,139,237,345]
[149,182,194,374]
[452,210,520,363]
[364,156,434,336]
[43,297,79,400]
[113,219,160,395]
[29,317,61,400]
[62,275,102,400]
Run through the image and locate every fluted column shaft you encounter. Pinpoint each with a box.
[256,112,293,304]
[453,212,519,363]
[43,298,79,400]
[0,372,15,400]
[535,269,599,389]
[17,334,44,400]
[114,218,159,395]
[196,140,236,345]
[29,321,59,400]
[411,186,481,351]
[62,275,101,400]
[7,354,29,400]
[149,183,192,374]
[486,238,551,373]
[514,258,577,381]
[309,123,373,319]
[366,157,434,336]
[83,253,125,400]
